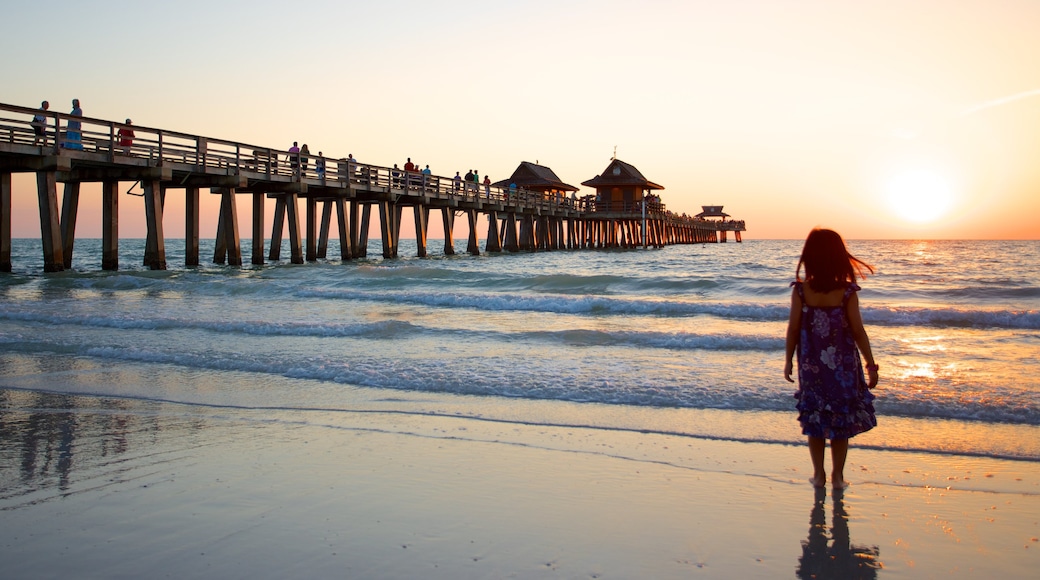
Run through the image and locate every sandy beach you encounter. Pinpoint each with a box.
[1,392,1037,579]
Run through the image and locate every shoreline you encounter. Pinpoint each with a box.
[1,390,1037,578]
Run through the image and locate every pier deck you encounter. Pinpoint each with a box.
[0,102,745,272]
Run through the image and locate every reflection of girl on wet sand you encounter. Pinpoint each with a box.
[797,489,881,579]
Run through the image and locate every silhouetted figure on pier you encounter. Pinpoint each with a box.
[483,175,491,197]
[288,142,300,175]
[464,170,474,194]
[32,100,49,146]
[316,152,326,179]
[453,171,462,192]
[64,98,83,150]
[404,157,415,172]
[300,144,310,173]
[117,119,134,155]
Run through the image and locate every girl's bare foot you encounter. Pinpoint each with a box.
[832,478,849,490]
[809,476,826,488]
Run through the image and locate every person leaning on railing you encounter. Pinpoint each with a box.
[31,100,49,146]
[117,119,135,155]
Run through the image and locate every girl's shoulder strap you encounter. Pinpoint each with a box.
[842,282,861,304]
[790,280,804,298]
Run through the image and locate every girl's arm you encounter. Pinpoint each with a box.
[784,287,801,383]
[845,292,879,388]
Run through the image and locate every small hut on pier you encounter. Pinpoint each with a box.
[492,161,578,200]
[695,205,730,220]
[581,159,663,213]
[695,205,743,242]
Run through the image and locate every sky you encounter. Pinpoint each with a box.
[3,0,1039,240]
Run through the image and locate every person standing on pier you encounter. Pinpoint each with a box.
[31,100,49,146]
[346,153,358,182]
[316,152,326,179]
[483,174,491,198]
[288,142,300,175]
[117,119,135,155]
[453,171,462,192]
[473,170,480,196]
[64,98,83,150]
[464,170,474,194]
[300,144,310,174]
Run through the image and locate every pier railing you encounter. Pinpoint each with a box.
[0,103,580,211]
[1,100,745,272]
[0,103,698,220]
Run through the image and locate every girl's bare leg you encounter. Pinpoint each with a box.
[830,438,849,489]
[808,436,826,487]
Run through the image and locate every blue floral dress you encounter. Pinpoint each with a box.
[793,282,876,439]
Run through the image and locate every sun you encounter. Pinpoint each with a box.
[882,170,955,223]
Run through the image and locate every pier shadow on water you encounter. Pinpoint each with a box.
[0,388,205,504]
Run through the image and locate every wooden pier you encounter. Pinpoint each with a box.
[0,102,746,272]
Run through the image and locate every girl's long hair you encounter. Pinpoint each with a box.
[795,228,874,293]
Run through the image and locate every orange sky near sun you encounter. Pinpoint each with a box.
[2,0,1039,241]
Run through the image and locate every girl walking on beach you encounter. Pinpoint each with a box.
[784,228,878,489]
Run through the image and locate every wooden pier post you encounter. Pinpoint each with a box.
[284,195,301,264]
[393,204,404,258]
[269,197,285,261]
[377,201,394,259]
[269,194,304,264]
[306,197,317,261]
[102,180,118,270]
[348,200,360,259]
[485,211,501,253]
[414,205,428,258]
[317,200,332,259]
[504,213,519,252]
[442,208,456,255]
[36,171,65,272]
[0,172,10,272]
[465,210,479,255]
[212,188,241,266]
[59,183,80,269]
[334,198,352,260]
[227,190,243,264]
[142,180,167,270]
[186,186,200,266]
[252,192,265,265]
[358,203,372,258]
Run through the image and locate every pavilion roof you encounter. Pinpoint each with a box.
[581,159,664,190]
[695,205,730,218]
[491,161,578,192]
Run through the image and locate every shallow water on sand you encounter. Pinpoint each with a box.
[1,238,1038,462]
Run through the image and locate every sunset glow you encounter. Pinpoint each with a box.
[884,170,956,224]
[1,0,1039,239]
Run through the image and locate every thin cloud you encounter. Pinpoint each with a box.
[959,89,1040,116]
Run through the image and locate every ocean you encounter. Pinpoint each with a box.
[1,238,1038,463]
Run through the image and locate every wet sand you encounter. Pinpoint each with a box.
[0,391,1037,579]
